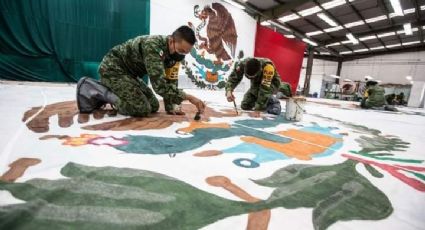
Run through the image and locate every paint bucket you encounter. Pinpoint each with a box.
[285,97,306,121]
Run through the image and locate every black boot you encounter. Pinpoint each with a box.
[76,77,118,113]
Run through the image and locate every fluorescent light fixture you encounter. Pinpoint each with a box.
[376,80,382,83]
[365,15,387,23]
[386,43,401,48]
[321,52,331,55]
[344,20,365,28]
[222,0,245,10]
[260,21,271,26]
[346,33,359,44]
[278,13,300,23]
[322,0,345,10]
[317,13,338,27]
[397,27,418,34]
[365,76,373,79]
[299,6,321,17]
[389,0,403,16]
[302,38,318,46]
[402,41,420,46]
[344,78,352,82]
[286,35,296,39]
[269,21,291,32]
[370,46,385,50]
[330,74,340,78]
[306,30,324,37]
[377,32,396,38]
[406,76,412,80]
[403,23,413,35]
[421,5,425,10]
[326,42,341,47]
[404,8,415,14]
[324,26,343,33]
[341,40,352,44]
[359,35,376,41]
[354,48,369,53]
[340,51,353,55]
[325,43,338,46]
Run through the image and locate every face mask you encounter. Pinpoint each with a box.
[170,52,185,61]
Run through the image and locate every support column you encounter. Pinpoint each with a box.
[303,47,314,96]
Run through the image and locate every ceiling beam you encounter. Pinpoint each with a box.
[312,0,371,51]
[341,45,425,61]
[378,0,404,46]
[345,0,388,50]
[289,9,354,52]
[322,20,425,46]
[414,0,424,45]
[240,1,342,57]
[260,0,313,21]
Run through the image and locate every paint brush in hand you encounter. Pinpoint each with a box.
[232,100,238,115]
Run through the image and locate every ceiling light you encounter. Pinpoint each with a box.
[317,13,338,27]
[322,0,345,10]
[299,6,321,17]
[402,41,420,46]
[359,35,376,41]
[286,35,296,39]
[344,20,365,28]
[377,32,396,38]
[406,76,412,80]
[403,8,415,14]
[344,78,352,82]
[324,26,343,33]
[278,14,300,23]
[222,0,245,10]
[365,15,387,23]
[306,30,324,37]
[354,48,369,53]
[389,0,404,16]
[365,76,373,79]
[404,23,413,35]
[341,40,352,44]
[340,51,353,55]
[346,33,359,44]
[421,5,425,10]
[330,74,340,78]
[260,21,271,26]
[326,42,341,47]
[302,38,318,46]
[321,52,331,55]
[386,43,401,48]
[370,46,385,50]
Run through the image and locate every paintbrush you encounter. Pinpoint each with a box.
[232,100,238,115]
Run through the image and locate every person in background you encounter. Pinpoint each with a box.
[360,81,386,109]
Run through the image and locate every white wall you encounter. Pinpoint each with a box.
[298,58,338,96]
[340,51,425,84]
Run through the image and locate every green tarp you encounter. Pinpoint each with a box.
[0,0,150,82]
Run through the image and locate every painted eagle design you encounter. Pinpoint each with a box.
[193,3,238,62]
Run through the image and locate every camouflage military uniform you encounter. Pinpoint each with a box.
[225,58,282,111]
[361,85,386,108]
[99,35,185,117]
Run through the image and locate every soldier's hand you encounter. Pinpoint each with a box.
[226,91,235,102]
[186,95,206,114]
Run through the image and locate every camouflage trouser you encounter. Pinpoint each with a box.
[100,71,159,117]
[241,86,272,111]
[163,79,178,112]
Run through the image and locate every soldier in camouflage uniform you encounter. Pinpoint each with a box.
[225,57,290,115]
[98,26,205,117]
[360,81,386,108]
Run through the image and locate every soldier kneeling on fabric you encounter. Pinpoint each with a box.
[225,57,291,117]
[361,81,386,109]
[77,26,205,117]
